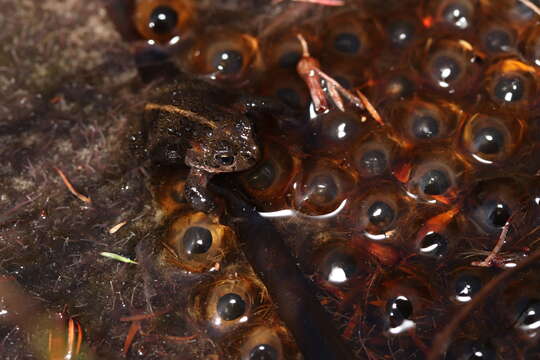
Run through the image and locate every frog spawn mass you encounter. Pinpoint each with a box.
[111,0,540,359]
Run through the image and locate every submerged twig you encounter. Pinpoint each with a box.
[427,247,540,360]
[471,220,511,267]
[54,167,92,204]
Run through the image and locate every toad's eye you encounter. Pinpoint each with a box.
[421,39,482,96]
[211,50,244,75]
[188,30,260,83]
[148,6,177,34]
[215,154,235,166]
[133,0,194,43]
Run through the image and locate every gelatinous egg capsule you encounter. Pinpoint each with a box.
[231,325,298,360]
[417,230,451,259]
[190,275,264,335]
[484,0,540,25]
[374,274,434,335]
[260,26,320,70]
[445,338,498,360]
[186,28,261,85]
[310,242,368,287]
[239,140,300,211]
[308,110,371,155]
[322,58,368,91]
[380,14,422,50]
[521,25,540,67]
[466,177,524,235]
[501,273,540,340]
[418,38,483,97]
[413,207,460,260]
[422,0,478,31]
[483,58,537,109]
[322,11,382,61]
[160,211,233,272]
[350,181,411,241]
[368,68,418,105]
[132,0,194,44]
[388,98,460,144]
[477,21,517,55]
[153,169,190,217]
[460,112,525,165]
[448,266,495,304]
[293,159,356,216]
[404,148,467,203]
[256,69,309,113]
[351,132,398,178]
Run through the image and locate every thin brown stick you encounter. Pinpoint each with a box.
[75,320,83,355]
[427,247,540,360]
[109,221,127,234]
[356,90,383,126]
[54,167,91,204]
[123,321,141,356]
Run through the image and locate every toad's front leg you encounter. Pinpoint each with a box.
[184,167,217,213]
